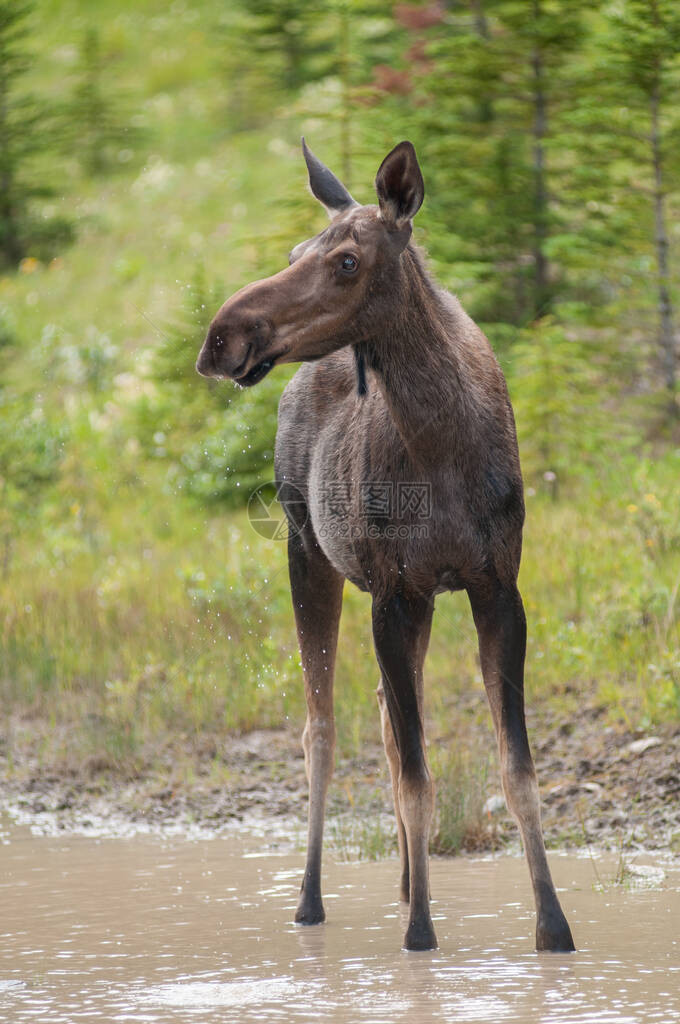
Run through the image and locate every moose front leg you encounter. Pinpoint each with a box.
[288,530,344,926]
[372,591,436,951]
[469,580,575,953]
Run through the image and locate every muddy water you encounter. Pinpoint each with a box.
[0,820,678,1023]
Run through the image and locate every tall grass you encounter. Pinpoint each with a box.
[1,447,678,772]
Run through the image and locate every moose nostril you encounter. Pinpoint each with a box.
[232,344,252,377]
[214,333,224,348]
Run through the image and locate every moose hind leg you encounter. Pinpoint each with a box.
[373,592,436,951]
[377,677,409,902]
[469,581,575,952]
[289,531,344,926]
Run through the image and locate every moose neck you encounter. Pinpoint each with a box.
[360,247,470,467]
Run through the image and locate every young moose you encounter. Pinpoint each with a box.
[196,140,575,954]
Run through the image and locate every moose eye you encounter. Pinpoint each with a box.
[341,254,358,274]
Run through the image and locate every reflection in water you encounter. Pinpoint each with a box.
[0,817,678,1023]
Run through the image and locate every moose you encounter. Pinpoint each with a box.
[196,140,575,954]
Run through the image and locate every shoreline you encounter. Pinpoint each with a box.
[1,704,678,857]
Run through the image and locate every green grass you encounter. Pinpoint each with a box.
[1,0,678,783]
[1,449,678,772]
[430,744,493,855]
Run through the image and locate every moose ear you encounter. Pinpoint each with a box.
[375,141,424,231]
[302,137,357,218]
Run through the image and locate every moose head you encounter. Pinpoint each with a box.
[195,139,424,387]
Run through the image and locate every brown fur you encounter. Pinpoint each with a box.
[196,141,574,954]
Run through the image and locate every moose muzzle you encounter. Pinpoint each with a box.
[196,305,279,387]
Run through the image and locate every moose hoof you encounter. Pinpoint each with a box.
[403,918,438,951]
[295,898,325,925]
[536,910,575,952]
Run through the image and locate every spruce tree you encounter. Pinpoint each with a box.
[0,0,71,266]
[388,0,590,328]
[218,0,338,132]
[606,0,680,405]
[65,27,142,176]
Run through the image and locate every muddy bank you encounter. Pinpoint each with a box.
[0,704,678,854]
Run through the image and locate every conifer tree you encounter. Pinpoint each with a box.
[66,27,141,176]
[607,0,680,404]
[395,0,590,327]
[219,0,338,132]
[0,0,71,266]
